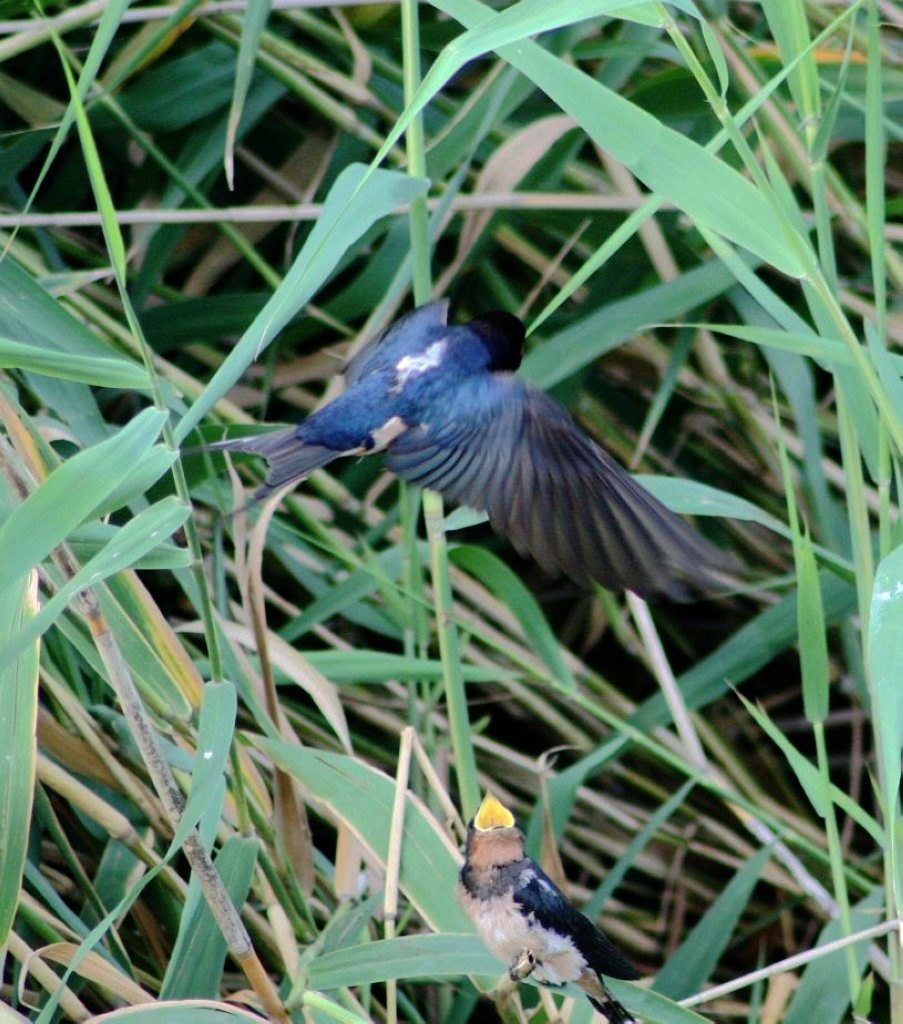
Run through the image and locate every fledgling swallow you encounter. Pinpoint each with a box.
[459,792,639,1024]
[198,300,732,600]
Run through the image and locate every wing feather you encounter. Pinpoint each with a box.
[513,867,639,981]
[387,377,732,600]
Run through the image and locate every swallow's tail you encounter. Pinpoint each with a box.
[586,991,637,1024]
[196,427,340,498]
[581,975,638,1024]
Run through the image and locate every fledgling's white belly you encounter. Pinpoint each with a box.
[461,889,587,986]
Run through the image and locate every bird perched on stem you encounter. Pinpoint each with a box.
[459,792,639,1023]
[197,300,732,600]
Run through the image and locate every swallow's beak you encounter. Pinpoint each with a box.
[473,792,515,831]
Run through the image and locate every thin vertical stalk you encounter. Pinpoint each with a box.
[400,0,431,304]
[399,0,479,819]
[422,488,480,817]
[865,2,902,1015]
[384,728,414,1024]
[398,0,431,764]
[812,721,859,1000]
[399,0,431,709]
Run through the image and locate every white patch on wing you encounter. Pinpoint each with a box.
[370,415,407,450]
[394,339,447,390]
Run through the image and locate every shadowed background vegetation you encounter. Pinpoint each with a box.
[0,1,901,1022]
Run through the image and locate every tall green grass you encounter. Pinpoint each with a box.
[0,1,900,1022]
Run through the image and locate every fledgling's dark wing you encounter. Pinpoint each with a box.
[343,300,450,386]
[513,863,639,981]
[386,375,734,601]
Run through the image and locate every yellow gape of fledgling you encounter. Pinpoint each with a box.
[459,793,639,1024]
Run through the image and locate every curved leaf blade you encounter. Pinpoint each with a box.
[0,573,39,946]
[254,740,470,933]
[177,165,428,442]
[0,407,168,598]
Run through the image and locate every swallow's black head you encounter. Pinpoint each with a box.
[468,311,526,372]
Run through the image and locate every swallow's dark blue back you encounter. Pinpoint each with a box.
[343,300,450,385]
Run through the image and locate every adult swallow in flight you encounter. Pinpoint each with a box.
[459,792,639,1023]
[199,300,731,600]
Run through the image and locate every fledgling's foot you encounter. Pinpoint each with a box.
[508,948,536,983]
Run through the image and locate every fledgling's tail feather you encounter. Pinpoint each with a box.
[195,427,340,497]
[587,989,637,1024]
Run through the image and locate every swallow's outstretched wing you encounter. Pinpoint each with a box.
[386,375,733,601]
